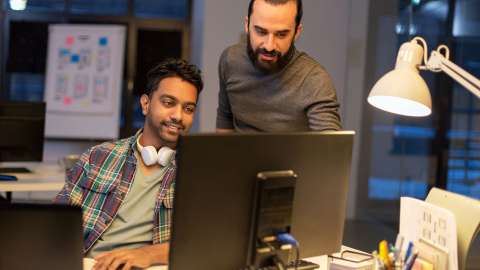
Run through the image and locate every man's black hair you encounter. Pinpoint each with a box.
[146,58,203,96]
[247,0,303,29]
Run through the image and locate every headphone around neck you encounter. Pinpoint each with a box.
[136,136,175,167]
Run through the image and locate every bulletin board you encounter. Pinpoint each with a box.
[44,24,126,139]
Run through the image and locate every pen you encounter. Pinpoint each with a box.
[404,241,413,262]
[372,251,385,270]
[402,251,418,270]
[394,234,404,263]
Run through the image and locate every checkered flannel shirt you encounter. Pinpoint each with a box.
[54,131,175,253]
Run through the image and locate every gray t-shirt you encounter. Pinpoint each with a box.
[216,40,341,132]
[87,151,167,258]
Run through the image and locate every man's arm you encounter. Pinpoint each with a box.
[216,49,236,131]
[305,68,342,131]
[54,149,91,205]
[216,128,235,133]
[92,243,169,270]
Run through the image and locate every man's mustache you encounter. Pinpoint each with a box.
[256,48,281,57]
[163,120,185,130]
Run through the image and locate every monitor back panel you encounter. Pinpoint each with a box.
[169,132,354,270]
[0,204,83,270]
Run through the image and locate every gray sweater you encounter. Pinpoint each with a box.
[216,40,341,132]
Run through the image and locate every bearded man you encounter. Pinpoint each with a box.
[216,0,341,132]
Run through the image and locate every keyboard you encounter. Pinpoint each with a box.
[256,260,320,270]
[286,259,319,270]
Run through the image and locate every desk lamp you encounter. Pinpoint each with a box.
[367,36,480,116]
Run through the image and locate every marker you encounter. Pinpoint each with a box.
[379,240,392,268]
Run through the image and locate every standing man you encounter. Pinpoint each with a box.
[55,58,203,270]
[216,0,341,132]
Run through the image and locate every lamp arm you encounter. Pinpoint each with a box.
[427,51,480,99]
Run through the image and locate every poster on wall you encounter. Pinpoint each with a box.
[44,24,125,139]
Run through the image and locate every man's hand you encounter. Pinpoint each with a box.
[92,243,169,270]
[216,128,235,133]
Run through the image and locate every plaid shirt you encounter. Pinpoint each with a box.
[54,131,176,253]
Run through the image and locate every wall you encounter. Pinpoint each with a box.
[191,0,371,219]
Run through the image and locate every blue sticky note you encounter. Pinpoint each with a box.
[59,48,69,56]
[99,37,108,46]
[71,54,80,63]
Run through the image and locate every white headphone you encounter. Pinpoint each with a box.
[136,136,176,167]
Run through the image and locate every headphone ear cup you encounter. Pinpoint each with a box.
[157,147,176,167]
[141,146,159,166]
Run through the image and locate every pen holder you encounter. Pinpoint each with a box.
[328,250,375,270]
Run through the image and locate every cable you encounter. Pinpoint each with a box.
[275,233,301,270]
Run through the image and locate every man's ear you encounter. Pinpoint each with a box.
[140,94,150,116]
[294,23,303,41]
[244,16,249,33]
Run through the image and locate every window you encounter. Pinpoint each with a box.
[134,0,188,19]
[69,0,128,16]
[0,0,190,138]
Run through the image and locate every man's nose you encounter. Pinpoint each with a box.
[170,106,183,122]
[263,34,275,52]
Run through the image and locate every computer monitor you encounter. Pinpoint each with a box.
[0,101,45,173]
[169,131,354,270]
[0,203,83,270]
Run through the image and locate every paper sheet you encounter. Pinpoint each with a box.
[399,197,458,270]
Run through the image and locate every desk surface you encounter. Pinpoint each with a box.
[0,162,65,192]
[83,255,329,270]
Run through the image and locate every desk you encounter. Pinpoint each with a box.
[83,255,329,270]
[0,162,65,201]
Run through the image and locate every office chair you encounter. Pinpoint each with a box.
[426,188,480,270]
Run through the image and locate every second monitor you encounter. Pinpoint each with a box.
[169,131,354,269]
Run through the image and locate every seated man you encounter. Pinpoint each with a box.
[55,58,203,270]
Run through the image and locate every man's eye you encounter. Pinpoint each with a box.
[256,29,267,36]
[184,106,195,114]
[276,32,288,38]
[162,99,175,107]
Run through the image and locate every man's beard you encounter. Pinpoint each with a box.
[247,33,295,74]
[146,116,185,147]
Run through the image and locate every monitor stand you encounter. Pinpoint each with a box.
[247,170,317,270]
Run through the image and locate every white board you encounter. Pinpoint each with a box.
[44,24,126,139]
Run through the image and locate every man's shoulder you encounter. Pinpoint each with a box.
[88,136,134,157]
[293,51,330,76]
[221,40,247,64]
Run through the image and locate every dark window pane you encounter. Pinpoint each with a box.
[453,0,480,37]
[134,29,182,96]
[9,73,45,101]
[70,0,128,15]
[7,21,48,73]
[132,96,143,129]
[396,0,449,37]
[6,0,64,12]
[447,40,480,199]
[132,29,182,129]
[7,21,49,102]
[134,0,187,19]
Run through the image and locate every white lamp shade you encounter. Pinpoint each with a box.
[367,68,432,117]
